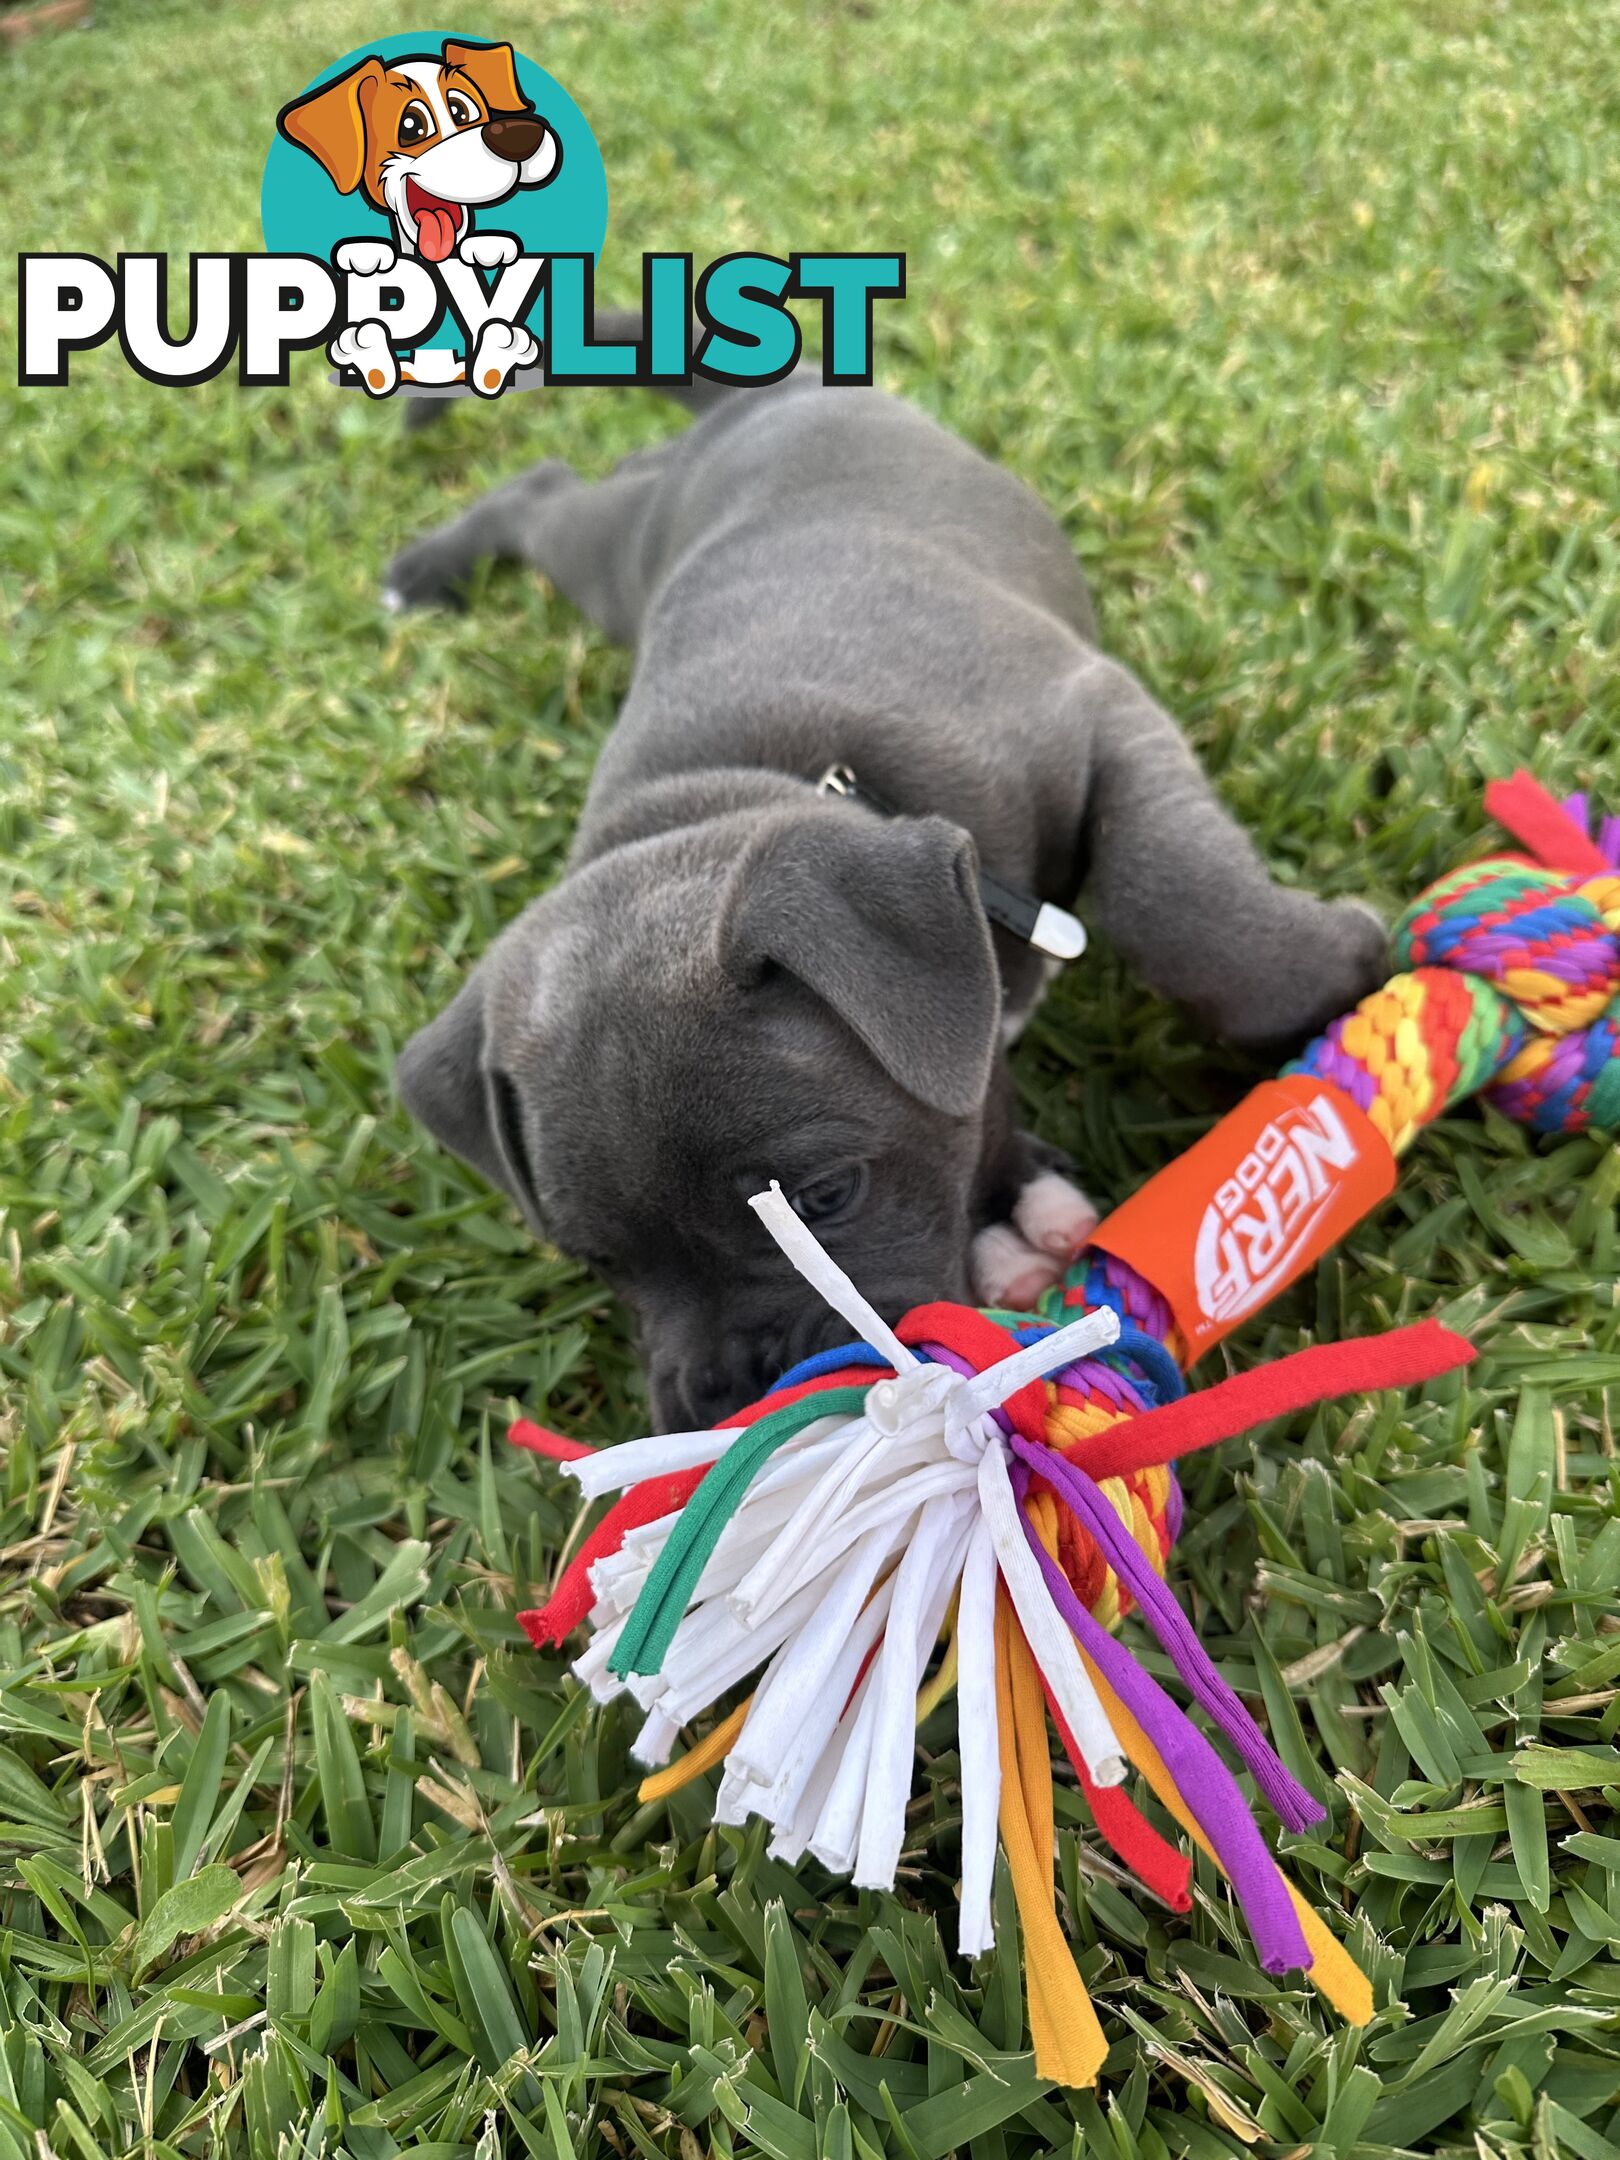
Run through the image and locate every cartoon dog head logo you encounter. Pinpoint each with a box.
[261,32,606,399]
[277,38,561,265]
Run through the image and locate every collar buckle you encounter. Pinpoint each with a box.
[814,762,1086,964]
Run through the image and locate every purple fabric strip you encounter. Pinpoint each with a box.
[1011,1433,1323,1833]
[1011,1462,1311,1974]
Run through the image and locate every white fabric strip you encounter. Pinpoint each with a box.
[954,1515,1001,1957]
[619,1514,680,1559]
[754,1570,897,1833]
[728,1393,961,1625]
[660,1571,841,1725]
[631,1705,680,1768]
[954,1304,1120,1422]
[728,1413,887,1622]
[571,1611,629,1700]
[565,1424,739,1500]
[696,1425,866,1595]
[727,1524,897,1782]
[977,1434,1125,1786]
[768,1678,861,1864]
[713,1755,761,1827]
[807,1664,882,1872]
[734,1451,975,1631]
[749,1183,917,1375]
[854,1494,975,1889]
[569,1403,855,1504]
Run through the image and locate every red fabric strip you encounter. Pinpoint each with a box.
[897,1302,1049,1443]
[515,1363,892,1648]
[1067,1320,1473,1484]
[1039,1674,1193,1911]
[1484,770,1607,877]
[518,1466,709,1646]
[507,1418,593,1462]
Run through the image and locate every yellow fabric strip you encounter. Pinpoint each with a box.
[1079,1655,1372,2026]
[636,1699,749,1803]
[994,1592,1109,2088]
[915,1628,959,1723]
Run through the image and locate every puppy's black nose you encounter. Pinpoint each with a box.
[482,114,546,164]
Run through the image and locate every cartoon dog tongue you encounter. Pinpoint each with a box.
[413,196,460,263]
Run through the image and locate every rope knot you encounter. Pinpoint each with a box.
[1294,777,1620,1139]
[1395,855,1620,1036]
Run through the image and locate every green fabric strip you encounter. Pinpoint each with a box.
[609,1384,872,1679]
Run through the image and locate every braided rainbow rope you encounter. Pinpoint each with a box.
[1293,777,1620,1145]
[511,773,1615,2088]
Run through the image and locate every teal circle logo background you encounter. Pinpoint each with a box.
[260,32,607,353]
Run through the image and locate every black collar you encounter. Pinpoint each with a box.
[816,764,1086,963]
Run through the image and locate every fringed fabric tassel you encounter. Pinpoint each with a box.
[514,1185,1469,2083]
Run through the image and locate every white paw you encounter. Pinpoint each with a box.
[458,230,520,269]
[334,239,396,277]
[1013,1170,1099,1262]
[469,318,539,397]
[328,320,397,397]
[970,1223,1063,1310]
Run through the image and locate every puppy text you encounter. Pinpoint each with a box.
[16,249,906,395]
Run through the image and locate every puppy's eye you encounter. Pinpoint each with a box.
[789,1165,868,1227]
[445,90,481,128]
[398,101,435,146]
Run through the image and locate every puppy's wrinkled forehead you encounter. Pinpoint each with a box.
[512,942,880,1251]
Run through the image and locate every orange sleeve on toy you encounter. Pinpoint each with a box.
[1089,1075,1396,1361]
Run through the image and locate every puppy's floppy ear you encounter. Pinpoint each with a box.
[442,38,531,115]
[396,972,542,1222]
[277,57,385,195]
[718,812,1000,1118]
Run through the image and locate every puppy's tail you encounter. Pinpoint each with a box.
[588,309,745,412]
[403,307,799,431]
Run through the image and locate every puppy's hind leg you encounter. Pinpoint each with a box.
[382,452,669,641]
[1073,655,1387,1047]
[383,459,577,614]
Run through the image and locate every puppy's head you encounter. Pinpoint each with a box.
[277,39,560,262]
[397,806,1005,1430]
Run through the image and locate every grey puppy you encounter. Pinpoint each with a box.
[388,327,1385,1429]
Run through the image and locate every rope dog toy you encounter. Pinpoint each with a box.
[510,773,1619,2087]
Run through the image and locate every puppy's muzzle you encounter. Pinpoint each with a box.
[648,1304,852,1433]
[482,113,547,164]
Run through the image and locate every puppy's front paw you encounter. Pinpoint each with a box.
[1013,1169,1099,1262]
[381,532,468,614]
[329,320,397,397]
[334,239,397,277]
[469,319,540,397]
[971,1222,1063,1310]
[458,231,520,268]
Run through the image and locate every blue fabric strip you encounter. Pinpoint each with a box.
[771,1340,890,1390]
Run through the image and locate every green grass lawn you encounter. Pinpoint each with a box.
[4,0,1620,2152]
